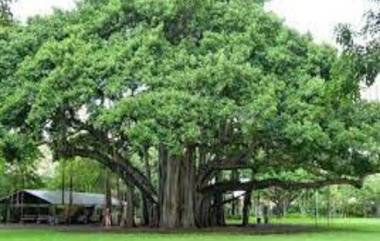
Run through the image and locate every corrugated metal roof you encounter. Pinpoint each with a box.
[16,190,120,207]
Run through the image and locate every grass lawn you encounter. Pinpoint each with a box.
[0,218,379,241]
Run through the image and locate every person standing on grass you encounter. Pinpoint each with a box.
[120,201,127,227]
[256,203,262,224]
[103,207,112,228]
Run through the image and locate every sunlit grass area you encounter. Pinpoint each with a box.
[1,218,380,241]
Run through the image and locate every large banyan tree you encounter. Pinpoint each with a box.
[0,0,379,228]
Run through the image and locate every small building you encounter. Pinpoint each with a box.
[0,189,121,224]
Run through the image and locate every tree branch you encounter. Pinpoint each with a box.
[57,142,158,204]
[199,177,364,194]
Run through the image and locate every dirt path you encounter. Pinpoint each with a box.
[0,224,319,235]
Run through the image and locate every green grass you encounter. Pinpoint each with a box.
[1,218,380,241]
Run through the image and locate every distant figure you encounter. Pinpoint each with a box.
[120,201,128,227]
[104,208,112,228]
[48,215,55,226]
[256,204,262,224]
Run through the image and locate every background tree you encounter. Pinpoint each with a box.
[0,0,14,25]
[335,0,379,88]
[0,127,42,196]
[46,157,105,193]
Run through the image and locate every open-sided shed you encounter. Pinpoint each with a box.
[0,189,121,224]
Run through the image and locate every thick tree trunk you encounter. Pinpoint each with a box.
[282,200,288,217]
[143,146,152,183]
[142,195,158,227]
[141,146,156,227]
[211,172,225,227]
[125,185,135,228]
[105,170,112,208]
[158,144,166,226]
[180,147,196,228]
[159,145,179,228]
[159,145,196,228]
[142,195,150,226]
[194,148,213,228]
[212,192,225,226]
[242,191,252,226]
[195,194,211,228]
[161,158,181,228]
[231,170,239,216]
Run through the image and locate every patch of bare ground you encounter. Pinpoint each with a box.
[0,224,320,235]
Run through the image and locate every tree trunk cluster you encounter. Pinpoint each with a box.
[60,128,367,229]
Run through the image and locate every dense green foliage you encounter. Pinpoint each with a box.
[46,158,107,193]
[335,0,379,87]
[0,0,14,25]
[261,176,380,218]
[0,128,42,196]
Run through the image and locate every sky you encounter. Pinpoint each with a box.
[10,0,379,100]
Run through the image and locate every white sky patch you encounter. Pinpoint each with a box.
[11,0,375,44]
[266,0,376,45]
[265,0,379,101]
[11,0,76,21]
[362,82,380,101]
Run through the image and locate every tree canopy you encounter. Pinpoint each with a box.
[0,0,379,228]
[0,0,14,26]
[335,0,379,87]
